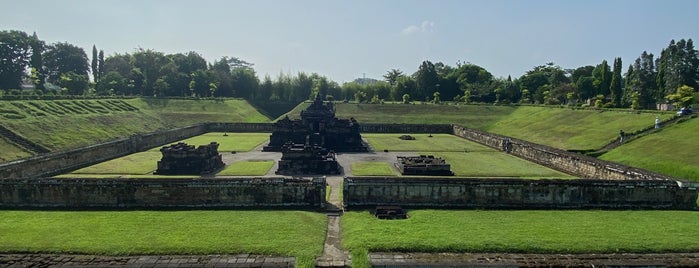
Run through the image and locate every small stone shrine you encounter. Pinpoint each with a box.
[154,142,224,175]
[263,93,368,152]
[276,141,341,175]
[395,155,454,176]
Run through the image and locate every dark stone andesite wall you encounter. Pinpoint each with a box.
[452,125,681,181]
[0,177,325,209]
[344,177,698,210]
[361,123,452,134]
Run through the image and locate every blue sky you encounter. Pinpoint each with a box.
[2,0,698,83]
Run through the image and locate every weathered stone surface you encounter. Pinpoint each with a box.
[0,177,326,209]
[343,177,698,210]
[276,143,341,175]
[263,95,368,152]
[395,155,453,176]
[155,142,224,175]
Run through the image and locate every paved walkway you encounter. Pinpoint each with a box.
[316,176,351,268]
[0,254,294,268]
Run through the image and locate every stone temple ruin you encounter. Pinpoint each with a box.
[154,142,224,175]
[276,142,341,175]
[263,94,368,152]
[395,155,454,176]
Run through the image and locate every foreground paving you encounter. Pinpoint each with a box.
[0,254,294,268]
[371,252,699,267]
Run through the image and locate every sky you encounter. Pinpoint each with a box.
[2,0,699,83]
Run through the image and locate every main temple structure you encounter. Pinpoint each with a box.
[263,94,368,152]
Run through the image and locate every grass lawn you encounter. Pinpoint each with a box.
[433,152,573,178]
[364,134,495,152]
[71,151,161,175]
[0,139,31,162]
[217,161,274,176]
[343,210,699,268]
[0,210,326,268]
[600,118,699,181]
[351,162,398,176]
[68,133,270,177]
[175,132,270,152]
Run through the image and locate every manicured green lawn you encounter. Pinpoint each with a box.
[176,132,269,152]
[364,134,495,152]
[600,118,699,181]
[0,211,326,268]
[71,151,161,175]
[0,139,31,162]
[351,162,398,176]
[217,161,274,176]
[343,210,699,267]
[68,133,270,177]
[433,152,573,178]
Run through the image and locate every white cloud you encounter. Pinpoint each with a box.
[402,20,435,35]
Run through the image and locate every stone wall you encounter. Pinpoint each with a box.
[343,177,698,210]
[361,123,452,134]
[0,177,325,209]
[0,125,207,180]
[207,122,274,133]
[452,125,680,181]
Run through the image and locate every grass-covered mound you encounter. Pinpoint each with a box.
[343,210,699,267]
[0,210,326,268]
[0,139,31,162]
[0,99,269,162]
[600,118,699,181]
[285,102,671,150]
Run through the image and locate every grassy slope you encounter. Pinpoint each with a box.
[0,139,31,162]
[0,99,269,162]
[286,103,671,150]
[0,211,326,267]
[600,118,699,181]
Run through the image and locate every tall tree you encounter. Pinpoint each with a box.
[0,30,33,89]
[29,32,45,90]
[626,51,657,109]
[656,39,699,97]
[97,50,104,82]
[610,57,623,107]
[415,60,439,101]
[42,42,90,89]
[383,69,403,86]
[91,45,98,82]
[592,60,612,98]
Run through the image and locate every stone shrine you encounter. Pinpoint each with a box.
[395,155,454,176]
[276,142,341,175]
[263,94,368,152]
[154,142,224,175]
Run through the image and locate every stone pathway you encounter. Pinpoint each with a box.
[316,176,351,268]
[0,254,294,268]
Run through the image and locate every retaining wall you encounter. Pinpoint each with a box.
[343,177,698,210]
[0,125,207,180]
[0,177,325,209]
[361,123,452,134]
[452,125,679,181]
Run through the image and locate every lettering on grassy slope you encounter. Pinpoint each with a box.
[0,100,139,120]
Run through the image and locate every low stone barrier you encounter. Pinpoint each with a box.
[452,125,680,181]
[343,177,698,210]
[361,123,452,134]
[0,177,326,209]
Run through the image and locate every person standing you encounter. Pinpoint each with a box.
[655,117,660,129]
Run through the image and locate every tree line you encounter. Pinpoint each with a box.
[1,29,697,109]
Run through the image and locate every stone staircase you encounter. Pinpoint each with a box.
[0,125,50,155]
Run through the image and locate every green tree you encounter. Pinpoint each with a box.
[610,57,623,107]
[626,51,657,109]
[666,85,695,108]
[59,71,89,95]
[415,60,439,101]
[0,30,33,89]
[29,32,45,90]
[656,39,699,97]
[432,91,440,103]
[383,68,403,86]
[231,67,259,99]
[91,45,98,82]
[402,93,410,104]
[43,42,90,86]
[97,50,104,82]
[592,60,612,97]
